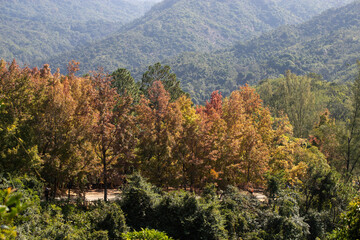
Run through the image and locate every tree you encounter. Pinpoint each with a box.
[329,197,360,240]
[309,110,343,169]
[136,81,182,187]
[91,70,132,201]
[174,95,203,190]
[140,63,186,101]
[0,60,41,175]
[196,91,226,187]
[32,63,97,199]
[111,68,140,102]
[122,228,173,240]
[342,62,360,175]
[0,188,27,239]
[0,61,99,196]
[222,86,273,186]
[257,71,318,138]
[309,63,360,177]
[281,71,316,138]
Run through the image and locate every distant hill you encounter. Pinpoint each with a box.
[0,0,160,65]
[164,0,360,103]
[43,0,352,73]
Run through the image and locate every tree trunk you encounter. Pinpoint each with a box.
[53,178,57,200]
[103,150,108,202]
[347,137,351,172]
[183,163,187,190]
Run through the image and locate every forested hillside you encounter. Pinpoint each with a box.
[43,0,353,74]
[0,0,161,65]
[166,0,360,103]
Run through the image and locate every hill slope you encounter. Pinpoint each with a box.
[0,0,160,65]
[165,0,360,103]
[44,0,353,73]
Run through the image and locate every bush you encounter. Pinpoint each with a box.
[155,191,227,240]
[17,203,89,240]
[0,188,26,240]
[121,174,228,240]
[262,194,309,240]
[220,186,260,240]
[122,228,173,240]
[90,230,109,240]
[120,173,161,230]
[86,202,127,239]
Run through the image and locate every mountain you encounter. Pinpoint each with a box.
[164,0,360,103]
[0,0,161,65]
[43,0,353,74]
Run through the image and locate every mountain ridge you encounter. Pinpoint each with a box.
[42,0,353,74]
[164,0,360,103]
[0,0,160,65]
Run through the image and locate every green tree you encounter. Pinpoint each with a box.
[281,71,316,138]
[342,62,360,175]
[310,63,360,177]
[120,173,161,230]
[329,197,360,240]
[257,71,321,138]
[111,68,140,102]
[140,63,186,101]
[263,194,310,240]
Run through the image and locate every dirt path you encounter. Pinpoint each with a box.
[59,189,121,202]
[84,189,121,201]
[60,189,267,202]
[253,192,267,202]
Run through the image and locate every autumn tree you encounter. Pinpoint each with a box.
[112,95,137,177]
[91,69,137,200]
[0,59,41,175]
[174,95,204,190]
[136,81,182,187]
[34,63,96,198]
[222,86,273,186]
[194,87,274,188]
[196,91,226,187]
[91,71,119,200]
